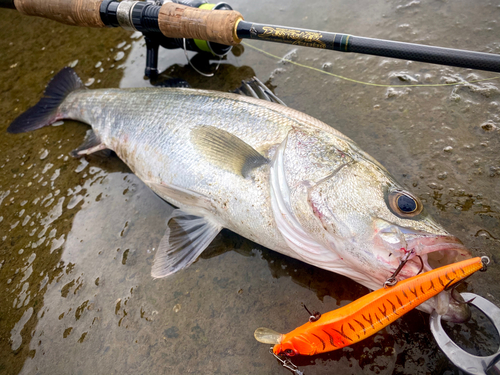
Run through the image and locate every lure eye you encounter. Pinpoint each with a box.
[388,190,423,218]
[284,348,297,357]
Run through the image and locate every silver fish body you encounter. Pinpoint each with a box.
[63,88,310,255]
[9,69,472,321]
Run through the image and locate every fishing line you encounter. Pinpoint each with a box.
[242,42,500,88]
[183,38,222,77]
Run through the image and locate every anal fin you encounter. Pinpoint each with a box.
[151,209,222,278]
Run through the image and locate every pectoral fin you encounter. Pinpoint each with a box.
[151,209,222,278]
[190,125,269,177]
[146,181,213,211]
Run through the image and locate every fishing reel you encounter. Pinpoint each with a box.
[101,0,233,78]
[145,0,233,77]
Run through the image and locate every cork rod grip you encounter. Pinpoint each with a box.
[158,2,243,46]
[14,0,104,28]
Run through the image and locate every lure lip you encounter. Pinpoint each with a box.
[254,327,283,345]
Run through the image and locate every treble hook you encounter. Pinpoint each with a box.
[270,348,304,375]
[430,290,500,375]
[384,249,415,288]
[448,280,477,305]
[301,303,321,322]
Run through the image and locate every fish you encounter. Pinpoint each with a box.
[7,67,472,322]
[254,256,487,356]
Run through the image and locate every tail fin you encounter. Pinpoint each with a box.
[7,67,84,134]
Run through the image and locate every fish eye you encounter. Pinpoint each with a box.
[397,194,417,213]
[388,190,423,218]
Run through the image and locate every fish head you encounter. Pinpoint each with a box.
[276,129,472,322]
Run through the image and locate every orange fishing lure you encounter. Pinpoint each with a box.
[255,257,487,356]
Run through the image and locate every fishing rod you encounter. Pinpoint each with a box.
[1,0,500,75]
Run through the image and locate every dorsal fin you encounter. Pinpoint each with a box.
[233,77,286,106]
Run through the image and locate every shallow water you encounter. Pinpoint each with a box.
[0,1,499,374]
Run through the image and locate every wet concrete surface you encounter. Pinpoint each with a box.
[0,0,499,374]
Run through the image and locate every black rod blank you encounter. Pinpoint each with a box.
[237,21,500,73]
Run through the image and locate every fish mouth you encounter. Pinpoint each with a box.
[398,234,472,278]
[394,234,472,322]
